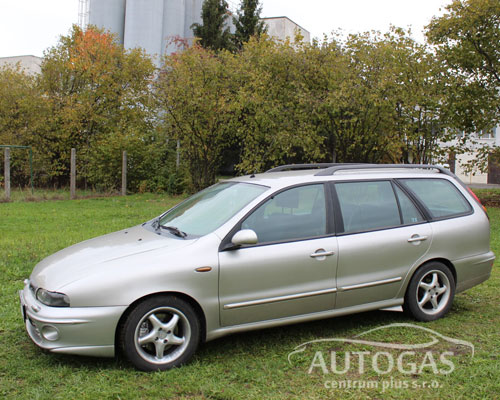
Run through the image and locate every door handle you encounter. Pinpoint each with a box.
[310,251,335,258]
[407,235,428,243]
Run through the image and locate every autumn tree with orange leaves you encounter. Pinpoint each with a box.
[36,25,158,189]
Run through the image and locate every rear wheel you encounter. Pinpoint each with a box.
[120,295,200,371]
[404,262,455,322]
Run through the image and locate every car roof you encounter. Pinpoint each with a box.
[225,165,454,191]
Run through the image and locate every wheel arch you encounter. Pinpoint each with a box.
[114,291,207,354]
[417,258,457,285]
[400,258,457,298]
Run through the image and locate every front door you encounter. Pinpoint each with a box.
[219,184,338,326]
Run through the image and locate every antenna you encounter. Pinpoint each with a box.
[78,0,90,29]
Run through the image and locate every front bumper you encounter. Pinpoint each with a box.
[19,282,127,357]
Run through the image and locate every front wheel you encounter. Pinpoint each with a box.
[403,262,455,322]
[120,295,201,371]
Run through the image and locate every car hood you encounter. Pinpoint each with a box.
[30,224,196,291]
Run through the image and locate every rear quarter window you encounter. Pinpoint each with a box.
[399,178,472,219]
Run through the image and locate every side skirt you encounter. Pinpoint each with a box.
[207,298,404,341]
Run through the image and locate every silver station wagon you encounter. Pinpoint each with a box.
[20,164,495,371]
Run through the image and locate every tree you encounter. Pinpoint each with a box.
[386,29,450,165]
[298,33,401,164]
[0,66,37,145]
[156,45,237,191]
[426,0,500,173]
[230,37,323,173]
[426,0,500,128]
[192,0,233,52]
[0,65,47,186]
[294,28,454,166]
[233,0,267,50]
[37,25,157,189]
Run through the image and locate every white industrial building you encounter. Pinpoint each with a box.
[262,17,311,43]
[445,128,500,184]
[0,55,42,74]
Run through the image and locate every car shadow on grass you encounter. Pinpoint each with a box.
[196,309,410,361]
[44,351,127,371]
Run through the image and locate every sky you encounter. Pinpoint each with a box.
[0,0,453,58]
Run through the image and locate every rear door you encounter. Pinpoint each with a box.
[332,180,432,309]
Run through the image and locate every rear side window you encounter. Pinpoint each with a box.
[400,178,472,219]
[335,181,401,233]
[394,185,425,224]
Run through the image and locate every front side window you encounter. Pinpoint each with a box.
[399,178,472,219]
[335,181,401,233]
[159,182,268,237]
[242,184,327,243]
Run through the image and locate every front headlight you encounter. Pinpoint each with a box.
[36,288,70,307]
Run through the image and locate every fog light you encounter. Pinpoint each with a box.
[41,325,59,341]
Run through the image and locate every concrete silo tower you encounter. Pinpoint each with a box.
[82,0,203,63]
[163,0,186,55]
[88,0,127,44]
[124,0,166,59]
[184,0,203,40]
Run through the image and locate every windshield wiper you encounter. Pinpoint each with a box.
[159,225,187,238]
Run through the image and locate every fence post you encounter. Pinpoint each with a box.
[4,148,10,201]
[122,150,127,196]
[176,140,180,169]
[29,147,34,194]
[70,148,76,199]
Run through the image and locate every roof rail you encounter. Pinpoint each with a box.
[314,163,455,177]
[265,163,463,186]
[266,163,363,173]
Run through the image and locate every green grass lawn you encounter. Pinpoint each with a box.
[0,194,499,399]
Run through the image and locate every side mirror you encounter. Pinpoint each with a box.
[231,229,258,247]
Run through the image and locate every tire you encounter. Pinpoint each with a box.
[120,295,200,371]
[403,262,456,322]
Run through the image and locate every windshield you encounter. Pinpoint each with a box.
[158,182,268,237]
